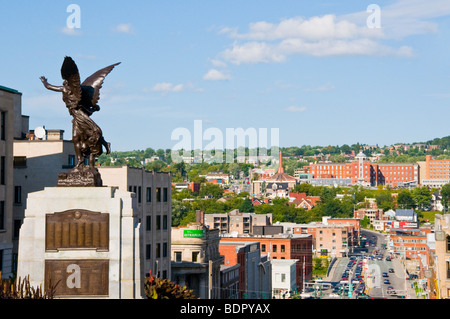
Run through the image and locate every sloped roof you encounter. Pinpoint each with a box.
[266,151,297,182]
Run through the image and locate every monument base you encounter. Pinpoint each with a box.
[57,166,103,187]
[17,186,142,299]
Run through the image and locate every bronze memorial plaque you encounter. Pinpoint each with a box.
[46,209,109,251]
[45,259,109,296]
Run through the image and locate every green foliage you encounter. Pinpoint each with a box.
[144,273,196,299]
[239,197,254,212]
[441,183,450,211]
[199,183,224,199]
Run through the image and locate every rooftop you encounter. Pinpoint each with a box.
[0,85,20,94]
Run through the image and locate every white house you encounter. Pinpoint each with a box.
[271,259,298,299]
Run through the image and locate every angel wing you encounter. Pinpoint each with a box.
[81,62,121,108]
[60,56,82,107]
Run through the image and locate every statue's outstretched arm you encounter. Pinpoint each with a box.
[40,76,64,92]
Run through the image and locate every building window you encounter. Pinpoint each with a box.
[156,243,161,258]
[13,220,21,239]
[163,243,168,258]
[1,157,5,185]
[146,244,151,260]
[68,155,75,167]
[261,244,266,252]
[14,186,21,204]
[281,245,285,253]
[163,187,168,202]
[146,187,151,202]
[156,215,161,230]
[156,188,161,202]
[192,251,199,262]
[1,112,5,141]
[146,215,151,231]
[0,201,4,230]
[163,215,168,230]
[138,186,142,203]
[13,156,26,168]
[273,245,277,253]
[175,251,182,262]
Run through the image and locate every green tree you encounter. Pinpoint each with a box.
[397,189,416,209]
[441,183,450,212]
[412,186,432,211]
[199,183,223,199]
[239,198,254,212]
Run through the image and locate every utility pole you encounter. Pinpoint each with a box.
[303,256,306,295]
[209,259,213,299]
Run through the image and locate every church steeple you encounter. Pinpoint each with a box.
[278,151,284,174]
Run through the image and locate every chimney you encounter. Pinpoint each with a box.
[196,210,204,225]
[278,151,284,174]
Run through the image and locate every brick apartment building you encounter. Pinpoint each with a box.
[419,155,450,188]
[220,234,313,289]
[219,241,272,299]
[306,151,419,187]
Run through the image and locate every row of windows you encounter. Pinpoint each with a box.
[145,242,169,259]
[145,215,169,231]
[128,186,169,203]
[173,251,200,262]
[261,244,286,253]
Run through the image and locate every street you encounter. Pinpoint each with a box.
[314,229,416,299]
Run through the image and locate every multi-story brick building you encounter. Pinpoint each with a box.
[419,155,450,188]
[219,241,272,299]
[220,233,313,290]
[306,151,419,187]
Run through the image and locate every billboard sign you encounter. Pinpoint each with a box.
[183,229,205,237]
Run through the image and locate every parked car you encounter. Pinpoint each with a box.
[382,272,388,277]
[384,279,390,284]
[389,268,394,273]
[385,256,391,261]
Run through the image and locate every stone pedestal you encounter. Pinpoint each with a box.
[57,166,103,187]
[17,186,142,299]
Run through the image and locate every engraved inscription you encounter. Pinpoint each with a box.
[45,259,109,296]
[46,209,109,251]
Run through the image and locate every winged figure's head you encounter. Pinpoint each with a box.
[61,56,80,81]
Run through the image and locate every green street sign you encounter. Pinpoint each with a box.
[183,229,205,237]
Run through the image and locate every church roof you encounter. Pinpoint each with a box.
[266,152,297,182]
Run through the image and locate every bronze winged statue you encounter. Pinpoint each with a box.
[40,56,120,186]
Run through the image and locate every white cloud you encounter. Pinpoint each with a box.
[215,0,450,64]
[144,82,203,94]
[210,59,228,68]
[147,82,184,93]
[115,23,134,34]
[203,69,231,81]
[285,106,307,113]
[60,26,82,36]
[303,84,335,92]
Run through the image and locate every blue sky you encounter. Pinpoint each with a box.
[1,0,450,151]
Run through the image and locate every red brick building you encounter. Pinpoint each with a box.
[220,234,313,289]
[306,152,418,187]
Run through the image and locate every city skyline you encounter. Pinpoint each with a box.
[1,1,450,151]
